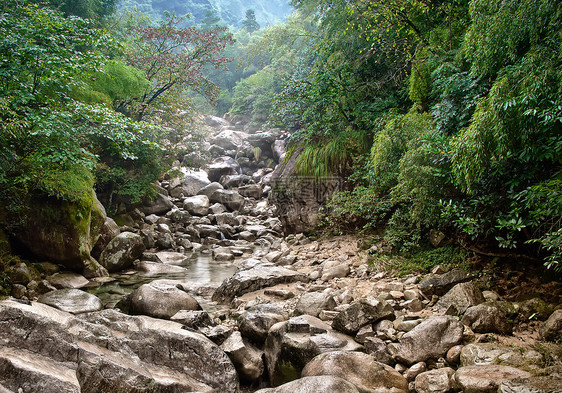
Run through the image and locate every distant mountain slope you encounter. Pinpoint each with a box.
[118,0,293,28]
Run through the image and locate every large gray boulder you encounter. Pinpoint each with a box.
[169,170,211,198]
[418,268,472,297]
[183,194,210,216]
[99,231,145,273]
[142,193,174,215]
[462,303,513,334]
[91,216,120,259]
[210,189,245,211]
[436,281,485,314]
[264,315,363,387]
[332,297,395,335]
[294,292,337,318]
[129,280,201,319]
[212,263,308,304]
[255,376,361,393]
[37,289,102,315]
[239,304,289,345]
[301,351,408,393]
[395,316,464,365]
[211,129,245,151]
[207,156,240,182]
[452,365,531,393]
[0,300,238,392]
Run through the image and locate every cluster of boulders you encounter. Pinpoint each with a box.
[1,116,561,392]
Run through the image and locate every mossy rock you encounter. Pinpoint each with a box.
[12,191,106,272]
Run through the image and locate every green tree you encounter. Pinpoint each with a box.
[242,9,260,34]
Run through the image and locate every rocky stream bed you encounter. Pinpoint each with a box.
[1,117,561,393]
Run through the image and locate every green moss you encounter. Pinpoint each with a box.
[274,360,300,386]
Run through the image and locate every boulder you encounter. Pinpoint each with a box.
[264,315,363,387]
[238,184,262,199]
[142,193,174,215]
[211,129,245,151]
[321,259,350,281]
[210,189,245,211]
[294,292,337,318]
[212,263,308,304]
[207,156,240,182]
[272,140,286,163]
[364,337,394,365]
[183,195,210,216]
[540,309,562,342]
[301,351,408,393]
[46,272,89,289]
[11,192,106,273]
[220,331,264,383]
[255,376,361,393]
[170,310,215,330]
[99,232,145,273]
[239,304,289,345]
[169,171,211,198]
[462,303,513,334]
[498,376,562,393]
[332,297,395,335]
[418,268,472,297]
[436,282,485,314]
[414,367,455,393]
[129,281,201,319]
[198,181,224,197]
[452,365,531,393]
[395,316,464,365]
[37,289,102,315]
[460,343,533,368]
[0,300,238,392]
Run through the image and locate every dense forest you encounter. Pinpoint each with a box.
[0,0,561,292]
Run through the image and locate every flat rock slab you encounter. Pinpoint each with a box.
[212,263,308,304]
[418,268,472,297]
[453,365,531,393]
[255,376,361,393]
[38,289,102,314]
[47,272,89,289]
[155,251,190,265]
[0,300,238,393]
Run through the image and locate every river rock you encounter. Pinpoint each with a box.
[462,303,513,334]
[460,343,530,368]
[0,301,238,392]
[540,309,562,342]
[170,170,210,197]
[255,376,361,393]
[363,337,394,365]
[452,365,531,393]
[46,272,89,289]
[155,251,189,265]
[264,315,363,387]
[272,139,286,163]
[294,292,337,318]
[212,263,308,304]
[414,367,455,393]
[239,304,289,345]
[215,212,240,226]
[170,310,215,329]
[436,281,485,314]
[142,193,174,215]
[183,194,210,216]
[207,156,240,182]
[198,181,224,197]
[418,268,472,297]
[210,189,245,211]
[332,297,395,335]
[99,231,145,273]
[238,184,262,199]
[301,351,408,393]
[134,261,187,275]
[321,259,350,281]
[220,331,264,383]
[395,315,464,365]
[129,281,201,319]
[37,289,102,314]
[211,129,245,151]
